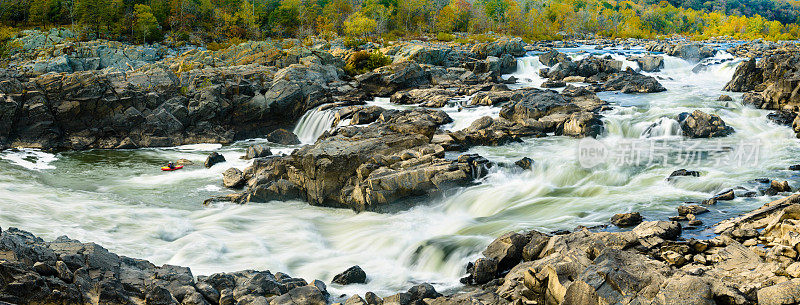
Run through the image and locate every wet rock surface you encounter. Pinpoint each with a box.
[331,266,367,285]
[678,110,735,138]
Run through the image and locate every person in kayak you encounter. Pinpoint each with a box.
[166,162,176,170]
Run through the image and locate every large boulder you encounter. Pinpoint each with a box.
[470,38,526,59]
[390,88,457,108]
[678,110,734,138]
[483,232,528,272]
[331,266,367,285]
[243,144,272,160]
[628,54,664,72]
[267,129,300,145]
[539,50,570,67]
[205,152,226,168]
[357,61,431,97]
[223,168,246,188]
[724,58,761,92]
[602,72,666,93]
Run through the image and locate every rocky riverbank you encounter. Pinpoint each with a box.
[1,29,762,151]
[439,193,800,305]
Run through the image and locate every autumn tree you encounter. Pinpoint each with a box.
[362,0,394,34]
[344,11,376,37]
[320,0,352,34]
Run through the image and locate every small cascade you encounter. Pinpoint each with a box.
[293,106,338,144]
[606,53,640,71]
[640,117,683,138]
[505,56,546,87]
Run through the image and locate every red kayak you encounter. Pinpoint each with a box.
[161,165,184,171]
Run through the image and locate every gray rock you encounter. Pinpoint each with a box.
[611,212,643,227]
[243,145,272,160]
[205,152,227,168]
[266,129,300,145]
[678,110,734,138]
[629,54,664,72]
[332,266,367,285]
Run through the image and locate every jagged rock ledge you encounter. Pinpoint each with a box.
[0,226,332,305]
[441,193,800,305]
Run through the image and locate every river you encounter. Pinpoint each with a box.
[0,45,796,298]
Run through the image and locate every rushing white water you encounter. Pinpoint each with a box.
[1,46,798,300]
[505,56,547,88]
[639,117,683,138]
[293,106,338,144]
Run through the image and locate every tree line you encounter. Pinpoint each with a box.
[1,0,799,43]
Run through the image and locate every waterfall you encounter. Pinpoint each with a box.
[293,106,338,144]
[504,56,546,87]
[640,117,683,138]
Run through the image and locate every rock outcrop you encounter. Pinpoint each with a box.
[211,108,491,211]
[431,86,607,151]
[440,193,800,305]
[539,51,665,93]
[646,41,716,61]
[356,61,431,97]
[0,47,347,150]
[678,110,734,138]
[0,226,329,305]
[724,52,800,131]
[628,54,665,72]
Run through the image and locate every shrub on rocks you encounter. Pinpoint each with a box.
[345,50,391,76]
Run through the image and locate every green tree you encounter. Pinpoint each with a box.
[75,0,112,35]
[362,0,394,34]
[28,0,54,25]
[134,4,161,42]
[269,0,300,36]
[235,0,258,37]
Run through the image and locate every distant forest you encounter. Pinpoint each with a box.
[1,0,799,43]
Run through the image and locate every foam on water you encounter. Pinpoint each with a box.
[0,148,58,170]
[174,143,224,151]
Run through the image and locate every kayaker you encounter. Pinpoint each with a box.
[167,162,176,170]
